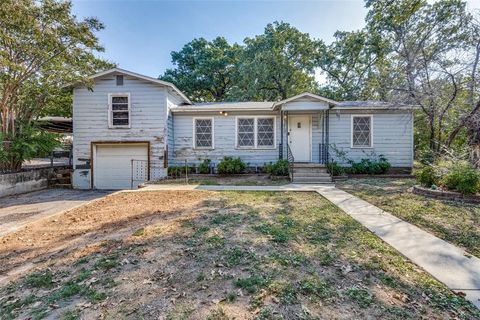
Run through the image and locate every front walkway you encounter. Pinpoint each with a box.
[140,183,480,308]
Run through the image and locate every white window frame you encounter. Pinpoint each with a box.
[193,117,215,149]
[351,114,373,148]
[108,93,131,129]
[235,116,276,149]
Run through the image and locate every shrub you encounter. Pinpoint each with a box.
[415,166,437,188]
[264,159,289,176]
[168,165,192,177]
[346,155,391,175]
[326,161,344,176]
[217,157,246,174]
[198,159,211,174]
[441,162,480,195]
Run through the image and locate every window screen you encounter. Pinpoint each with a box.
[257,118,274,147]
[195,118,213,148]
[352,116,372,147]
[237,118,255,147]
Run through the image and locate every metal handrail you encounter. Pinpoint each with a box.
[319,143,329,165]
[286,143,295,181]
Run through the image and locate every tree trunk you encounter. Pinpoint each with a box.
[471,144,480,169]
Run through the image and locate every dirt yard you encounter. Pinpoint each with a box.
[154,174,290,186]
[1,191,478,319]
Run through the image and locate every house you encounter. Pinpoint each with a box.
[72,68,414,190]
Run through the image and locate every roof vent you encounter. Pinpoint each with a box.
[116,75,124,86]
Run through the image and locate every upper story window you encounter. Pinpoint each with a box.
[352,115,372,148]
[109,93,130,128]
[236,117,275,149]
[194,118,214,149]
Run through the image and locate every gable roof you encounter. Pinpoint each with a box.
[273,92,338,107]
[89,68,192,105]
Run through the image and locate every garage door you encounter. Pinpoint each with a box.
[93,143,148,190]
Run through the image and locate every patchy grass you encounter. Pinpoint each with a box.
[337,178,480,257]
[0,191,478,319]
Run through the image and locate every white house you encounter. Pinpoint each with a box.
[72,68,414,190]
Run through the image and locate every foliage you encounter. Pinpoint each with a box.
[0,0,113,171]
[160,37,241,102]
[198,159,212,174]
[234,22,318,100]
[0,127,59,173]
[326,161,345,176]
[415,166,437,188]
[441,161,480,195]
[264,159,289,176]
[217,157,246,174]
[168,165,192,177]
[330,146,391,175]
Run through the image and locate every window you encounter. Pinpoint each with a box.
[194,118,214,149]
[109,93,130,128]
[236,117,275,148]
[352,115,372,148]
[257,118,275,147]
[237,118,255,147]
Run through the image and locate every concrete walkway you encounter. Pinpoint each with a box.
[0,189,111,237]
[140,183,480,308]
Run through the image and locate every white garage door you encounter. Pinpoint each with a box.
[94,143,148,190]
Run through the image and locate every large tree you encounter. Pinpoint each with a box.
[365,0,475,153]
[234,22,318,101]
[160,37,241,102]
[0,0,111,171]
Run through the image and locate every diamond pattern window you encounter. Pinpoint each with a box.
[352,116,372,147]
[195,118,213,148]
[257,118,274,147]
[237,118,255,147]
[110,95,130,127]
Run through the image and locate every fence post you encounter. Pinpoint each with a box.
[131,159,134,190]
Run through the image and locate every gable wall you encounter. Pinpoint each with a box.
[72,75,168,189]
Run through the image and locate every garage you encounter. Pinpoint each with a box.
[93,143,149,190]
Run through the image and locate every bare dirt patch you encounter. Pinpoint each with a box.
[0,191,210,280]
[153,173,290,186]
[1,191,478,319]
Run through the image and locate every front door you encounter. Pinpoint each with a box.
[288,115,311,162]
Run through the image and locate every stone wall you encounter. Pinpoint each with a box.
[412,185,480,204]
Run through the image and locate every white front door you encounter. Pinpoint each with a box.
[288,115,311,162]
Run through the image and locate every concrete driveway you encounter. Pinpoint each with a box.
[0,189,111,237]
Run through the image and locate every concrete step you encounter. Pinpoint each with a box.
[55,169,73,175]
[293,169,329,174]
[293,177,332,183]
[293,163,326,168]
[293,172,331,178]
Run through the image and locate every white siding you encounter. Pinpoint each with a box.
[328,110,413,167]
[171,111,281,167]
[72,75,168,189]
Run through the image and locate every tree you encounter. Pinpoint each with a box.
[233,22,318,101]
[365,0,473,153]
[317,30,388,101]
[0,0,111,171]
[160,37,241,102]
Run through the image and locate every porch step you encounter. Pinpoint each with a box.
[291,162,332,183]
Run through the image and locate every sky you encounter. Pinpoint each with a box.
[71,0,480,82]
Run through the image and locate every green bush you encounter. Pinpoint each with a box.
[441,162,480,195]
[326,161,344,176]
[415,166,437,188]
[217,157,246,174]
[168,165,192,177]
[346,155,391,175]
[264,159,289,176]
[198,159,211,174]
